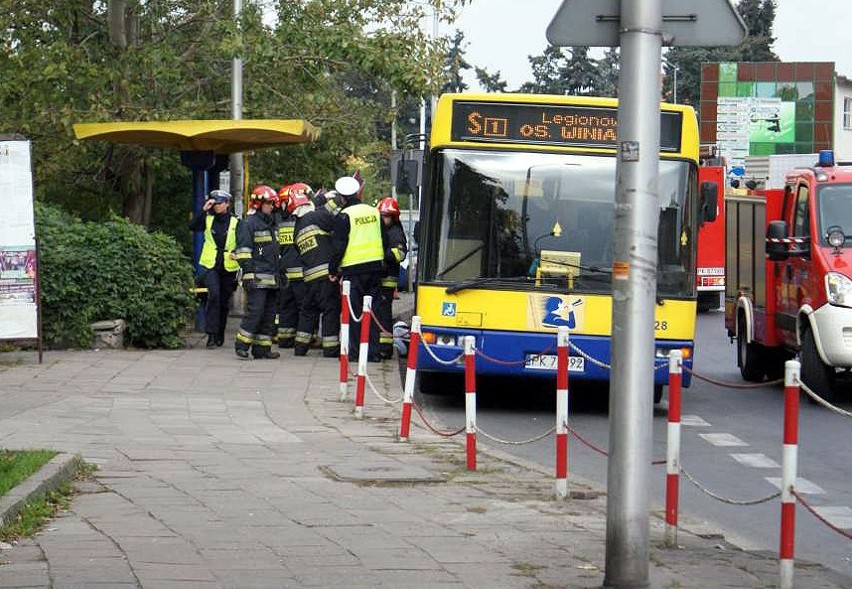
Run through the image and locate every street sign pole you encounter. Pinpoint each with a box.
[604,1,662,587]
[545,2,745,587]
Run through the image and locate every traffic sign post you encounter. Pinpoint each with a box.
[546,1,745,587]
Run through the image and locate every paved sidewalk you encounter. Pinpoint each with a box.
[0,339,850,588]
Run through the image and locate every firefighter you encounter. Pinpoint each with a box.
[234,185,281,360]
[273,184,306,349]
[291,190,340,357]
[375,197,407,359]
[330,175,388,363]
[189,189,239,348]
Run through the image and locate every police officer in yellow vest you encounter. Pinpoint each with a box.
[189,189,240,348]
[330,175,388,362]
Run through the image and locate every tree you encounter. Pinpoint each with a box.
[474,67,508,93]
[595,48,620,97]
[442,30,471,94]
[517,45,609,96]
[0,0,468,245]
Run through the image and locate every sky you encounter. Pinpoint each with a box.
[450,0,851,90]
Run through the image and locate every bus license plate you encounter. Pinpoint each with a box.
[524,354,584,372]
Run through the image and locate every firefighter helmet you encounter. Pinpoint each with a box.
[286,191,313,214]
[376,197,400,221]
[276,185,292,210]
[249,185,277,209]
[288,182,313,200]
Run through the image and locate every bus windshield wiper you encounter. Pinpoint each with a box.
[444,276,533,294]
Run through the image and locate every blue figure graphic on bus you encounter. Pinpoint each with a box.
[541,296,582,329]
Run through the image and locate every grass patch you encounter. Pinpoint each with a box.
[0,483,74,542]
[0,450,57,498]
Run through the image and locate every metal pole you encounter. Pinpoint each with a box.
[604,0,663,586]
[673,65,678,104]
[391,90,398,202]
[431,3,439,118]
[230,0,244,214]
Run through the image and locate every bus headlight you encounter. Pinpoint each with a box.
[655,347,692,360]
[825,272,852,308]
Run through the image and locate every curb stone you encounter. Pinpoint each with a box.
[0,453,82,528]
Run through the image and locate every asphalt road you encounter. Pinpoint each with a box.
[414,308,852,577]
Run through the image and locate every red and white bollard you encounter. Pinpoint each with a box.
[555,326,569,499]
[399,316,421,442]
[464,335,477,471]
[339,280,351,401]
[780,359,801,589]
[665,349,683,547]
[354,295,373,420]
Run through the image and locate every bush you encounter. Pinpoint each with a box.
[35,202,195,349]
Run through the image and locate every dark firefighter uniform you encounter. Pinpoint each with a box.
[377,221,407,358]
[189,207,239,347]
[274,207,304,348]
[332,201,388,362]
[234,210,280,358]
[294,208,340,357]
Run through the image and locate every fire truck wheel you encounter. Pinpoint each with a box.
[800,329,837,403]
[737,315,766,382]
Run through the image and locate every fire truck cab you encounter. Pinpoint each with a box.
[725,150,852,401]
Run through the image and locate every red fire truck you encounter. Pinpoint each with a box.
[725,150,852,401]
[696,165,725,311]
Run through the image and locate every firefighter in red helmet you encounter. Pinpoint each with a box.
[290,189,341,357]
[273,184,306,349]
[375,197,407,359]
[234,185,280,359]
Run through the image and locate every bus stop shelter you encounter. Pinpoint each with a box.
[73,119,320,263]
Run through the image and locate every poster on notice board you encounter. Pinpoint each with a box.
[0,139,38,340]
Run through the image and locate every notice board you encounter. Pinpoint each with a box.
[0,139,39,341]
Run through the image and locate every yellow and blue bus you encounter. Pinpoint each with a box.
[412,93,709,400]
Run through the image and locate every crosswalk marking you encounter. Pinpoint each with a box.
[698,433,748,447]
[681,414,710,427]
[730,453,780,468]
[765,477,825,494]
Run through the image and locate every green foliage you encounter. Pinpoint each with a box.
[0,482,74,542]
[35,202,194,349]
[0,450,58,498]
[0,0,469,232]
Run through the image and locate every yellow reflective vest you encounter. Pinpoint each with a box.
[340,204,384,268]
[199,215,239,272]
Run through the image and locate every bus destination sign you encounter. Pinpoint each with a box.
[451,101,682,151]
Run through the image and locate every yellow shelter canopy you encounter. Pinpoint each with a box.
[73,119,320,153]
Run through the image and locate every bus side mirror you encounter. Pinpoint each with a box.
[766,220,789,261]
[396,159,419,194]
[699,181,718,223]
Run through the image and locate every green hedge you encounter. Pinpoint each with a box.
[35,202,195,349]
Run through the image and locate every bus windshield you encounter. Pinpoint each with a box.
[421,149,696,297]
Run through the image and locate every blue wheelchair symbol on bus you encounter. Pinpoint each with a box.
[442,302,457,317]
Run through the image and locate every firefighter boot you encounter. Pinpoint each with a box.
[235,342,250,360]
[252,345,280,360]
